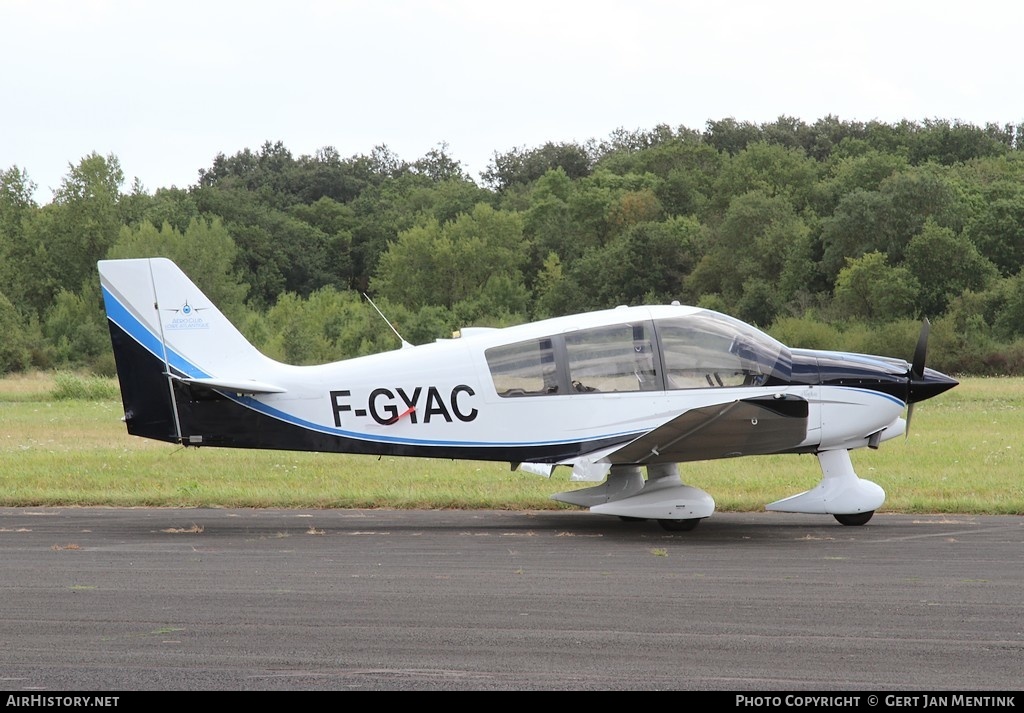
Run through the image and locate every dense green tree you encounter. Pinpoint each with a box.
[623,217,704,302]
[198,141,297,205]
[608,188,663,232]
[482,141,593,190]
[596,132,722,217]
[819,163,968,282]
[532,252,567,319]
[757,116,814,152]
[541,214,705,316]
[991,271,1024,342]
[141,187,202,234]
[346,173,474,292]
[904,219,997,317]
[767,315,842,351]
[118,177,153,227]
[801,115,869,162]
[952,151,1024,187]
[288,196,355,289]
[40,153,124,310]
[264,145,375,205]
[703,118,762,155]
[688,191,812,323]
[371,204,526,312]
[563,172,619,250]
[409,178,495,226]
[964,180,1024,276]
[710,142,820,216]
[597,124,681,155]
[0,166,37,235]
[861,119,918,156]
[522,168,575,270]
[557,237,637,312]
[452,273,530,327]
[194,140,491,300]
[260,290,324,364]
[874,164,969,261]
[814,149,909,216]
[905,119,1010,166]
[42,281,108,369]
[11,208,60,317]
[561,169,664,252]
[194,183,340,303]
[819,188,890,281]
[706,115,872,162]
[411,143,470,182]
[734,277,780,327]
[833,252,919,322]
[0,166,39,311]
[624,140,724,219]
[256,284,456,363]
[0,291,33,373]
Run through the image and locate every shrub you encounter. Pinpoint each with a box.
[50,372,119,400]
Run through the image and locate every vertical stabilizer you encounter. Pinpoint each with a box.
[98,258,275,443]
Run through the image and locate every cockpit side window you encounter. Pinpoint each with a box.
[486,313,788,397]
[564,322,659,393]
[486,338,560,397]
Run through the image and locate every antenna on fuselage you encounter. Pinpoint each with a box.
[363,293,413,349]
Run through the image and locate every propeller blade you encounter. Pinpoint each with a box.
[911,318,930,379]
[905,318,930,440]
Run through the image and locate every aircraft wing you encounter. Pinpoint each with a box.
[521,394,810,482]
[606,394,809,465]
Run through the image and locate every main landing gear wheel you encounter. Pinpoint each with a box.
[834,511,874,526]
[658,518,701,532]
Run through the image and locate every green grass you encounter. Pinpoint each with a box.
[1,373,1021,513]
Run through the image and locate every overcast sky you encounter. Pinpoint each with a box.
[3,0,1022,202]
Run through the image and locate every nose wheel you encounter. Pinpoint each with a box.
[834,511,874,526]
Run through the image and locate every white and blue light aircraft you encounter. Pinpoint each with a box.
[98,257,957,531]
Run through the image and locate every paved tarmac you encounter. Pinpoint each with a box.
[0,507,1021,691]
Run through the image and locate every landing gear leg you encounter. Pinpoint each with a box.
[766,449,885,523]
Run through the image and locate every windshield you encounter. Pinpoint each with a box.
[655,310,792,389]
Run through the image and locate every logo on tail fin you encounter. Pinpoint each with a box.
[164,300,210,330]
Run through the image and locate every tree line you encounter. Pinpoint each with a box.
[2,115,1024,377]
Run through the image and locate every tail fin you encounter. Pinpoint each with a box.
[99,258,282,444]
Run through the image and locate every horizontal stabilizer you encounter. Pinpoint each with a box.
[177,376,286,394]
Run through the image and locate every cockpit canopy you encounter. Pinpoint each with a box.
[486,309,792,397]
